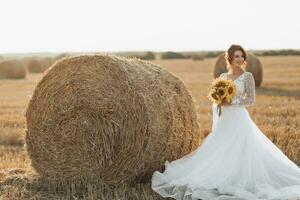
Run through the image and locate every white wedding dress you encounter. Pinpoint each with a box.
[151,72,300,200]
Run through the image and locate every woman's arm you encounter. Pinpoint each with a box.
[231,72,255,106]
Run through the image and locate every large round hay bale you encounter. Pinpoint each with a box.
[0,60,26,79]
[25,54,200,184]
[27,57,53,73]
[213,52,263,86]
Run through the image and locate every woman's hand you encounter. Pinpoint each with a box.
[220,100,231,106]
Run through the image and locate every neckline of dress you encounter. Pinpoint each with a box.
[226,71,246,82]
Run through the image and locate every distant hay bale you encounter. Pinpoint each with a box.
[0,60,26,79]
[126,51,155,60]
[191,53,205,61]
[25,54,200,185]
[245,53,263,86]
[27,57,53,73]
[213,52,263,86]
[141,51,155,60]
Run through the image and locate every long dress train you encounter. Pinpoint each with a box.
[151,72,300,200]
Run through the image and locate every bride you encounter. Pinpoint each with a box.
[151,44,300,200]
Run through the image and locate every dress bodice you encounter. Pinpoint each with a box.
[219,72,255,106]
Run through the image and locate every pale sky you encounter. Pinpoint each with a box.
[0,0,299,53]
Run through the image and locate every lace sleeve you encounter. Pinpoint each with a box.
[219,73,226,79]
[231,72,255,106]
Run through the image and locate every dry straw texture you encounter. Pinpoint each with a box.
[0,168,164,200]
[0,60,26,79]
[25,54,200,185]
[26,57,53,73]
[214,52,263,86]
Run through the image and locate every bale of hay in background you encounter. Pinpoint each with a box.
[25,54,200,185]
[213,52,263,86]
[191,53,205,61]
[245,53,263,86]
[140,51,156,60]
[26,57,53,73]
[126,51,156,60]
[0,60,26,79]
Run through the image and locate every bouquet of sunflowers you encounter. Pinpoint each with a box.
[207,78,237,117]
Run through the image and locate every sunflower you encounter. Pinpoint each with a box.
[207,78,237,109]
[225,80,237,100]
[211,93,219,101]
[217,87,228,99]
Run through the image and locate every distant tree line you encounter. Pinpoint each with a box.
[158,49,300,60]
[120,51,156,60]
[253,49,300,56]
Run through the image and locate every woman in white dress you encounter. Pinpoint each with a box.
[151,44,300,200]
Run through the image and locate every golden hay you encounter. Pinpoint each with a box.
[0,168,165,200]
[26,57,53,73]
[25,54,200,185]
[266,131,300,166]
[214,52,263,86]
[0,60,26,79]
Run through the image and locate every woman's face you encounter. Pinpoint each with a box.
[231,50,245,67]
